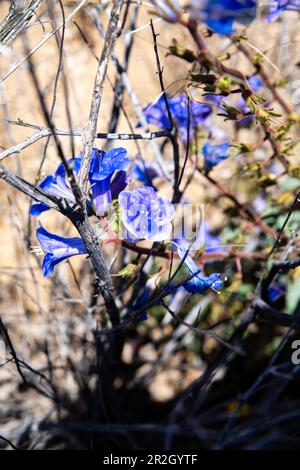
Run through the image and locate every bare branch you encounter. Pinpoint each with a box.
[0,164,63,212]
[78,0,124,191]
[0,0,88,84]
[0,0,43,45]
[0,125,171,162]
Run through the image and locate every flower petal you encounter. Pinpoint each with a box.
[119,186,175,242]
[36,226,87,278]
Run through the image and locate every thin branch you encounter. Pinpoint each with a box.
[160,300,245,355]
[255,299,300,329]
[186,19,249,87]
[269,191,300,256]
[0,0,88,84]
[150,19,180,192]
[78,0,124,191]
[0,316,28,385]
[237,42,293,115]
[0,125,171,162]
[0,434,17,450]
[0,165,64,212]
[25,39,83,208]
[90,7,171,181]
[108,3,138,136]
[12,45,120,325]
[0,0,43,45]
[0,162,120,324]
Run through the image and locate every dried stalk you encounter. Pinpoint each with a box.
[0,0,43,45]
[78,0,124,191]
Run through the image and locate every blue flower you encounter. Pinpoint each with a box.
[132,157,160,189]
[266,1,300,21]
[202,142,230,169]
[89,148,130,216]
[31,148,129,217]
[248,75,263,91]
[189,0,257,35]
[118,186,175,241]
[268,281,286,302]
[142,94,212,142]
[252,195,266,213]
[31,158,81,217]
[36,226,87,278]
[111,170,130,199]
[176,243,223,294]
[150,0,183,22]
[133,274,160,320]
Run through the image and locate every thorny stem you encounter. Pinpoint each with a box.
[186,19,249,87]
[236,42,293,116]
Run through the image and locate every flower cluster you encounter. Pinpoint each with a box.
[32,90,225,311]
[32,147,130,277]
[31,148,130,217]
[142,92,232,169]
[142,93,212,142]
[33,149,176,277]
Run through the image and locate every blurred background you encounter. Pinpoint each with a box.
[1,0,300,450]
